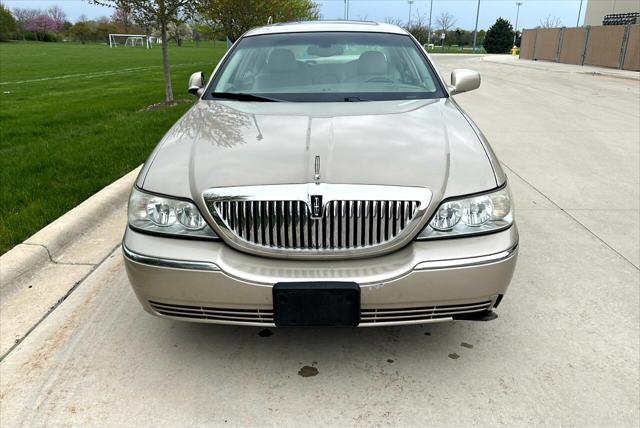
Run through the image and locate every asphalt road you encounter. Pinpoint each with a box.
[1,55,639,427]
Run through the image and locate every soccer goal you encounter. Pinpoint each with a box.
[109,34,152,49]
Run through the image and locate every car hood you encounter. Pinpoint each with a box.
[140,99,499,204]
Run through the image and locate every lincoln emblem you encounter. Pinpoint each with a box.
[310,195,323,218]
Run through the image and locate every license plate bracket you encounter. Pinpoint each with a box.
[273,282,360,327]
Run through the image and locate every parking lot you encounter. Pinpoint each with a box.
[1,55,638,426]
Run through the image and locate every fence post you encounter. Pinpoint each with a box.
[580,26,591,66]
[619,24,631,69]
[556,27,565,62]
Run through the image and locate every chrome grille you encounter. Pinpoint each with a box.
[360,301,493,325]
[203,184,432,259]
[149,299,492,327]
[149,301,273,324]
[212,199,419,250]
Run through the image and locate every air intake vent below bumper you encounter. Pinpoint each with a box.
[149,300,493,326]
[360,301,493,325]
[149,301,273,324]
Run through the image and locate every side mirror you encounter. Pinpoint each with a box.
[449,69,480,95]
[188,71,206,96]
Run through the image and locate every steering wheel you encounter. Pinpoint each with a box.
[365,76,394,83]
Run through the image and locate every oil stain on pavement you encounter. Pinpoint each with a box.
[258,329,273,337]
[298,366,319,377]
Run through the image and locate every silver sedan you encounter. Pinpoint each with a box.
[123,21,518,327]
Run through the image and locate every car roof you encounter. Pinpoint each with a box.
[243,21,409,37]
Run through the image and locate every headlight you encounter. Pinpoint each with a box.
[416,186,513,239]
[128,187,218,239]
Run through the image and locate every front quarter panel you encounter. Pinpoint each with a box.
[450,99,507,186]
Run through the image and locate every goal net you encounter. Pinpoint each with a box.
[109,34,152,49]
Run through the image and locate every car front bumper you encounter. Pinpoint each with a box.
[122,226,518,327]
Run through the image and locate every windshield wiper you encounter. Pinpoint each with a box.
[344,96,371,102]
[211,92,283,102]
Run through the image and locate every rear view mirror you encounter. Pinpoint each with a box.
[188,72,206,96]
[449,69,481,95]
[306,44,344,57]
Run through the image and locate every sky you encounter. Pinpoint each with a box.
[3,0,589,31]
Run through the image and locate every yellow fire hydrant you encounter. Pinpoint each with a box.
[511,45,519,56]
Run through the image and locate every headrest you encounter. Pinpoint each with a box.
[357,51,387,75]
[267,49,298,73]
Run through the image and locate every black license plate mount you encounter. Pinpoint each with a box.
[273,282,360,327]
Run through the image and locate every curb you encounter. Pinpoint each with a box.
[1,167,140,286]
[1,166,140,358]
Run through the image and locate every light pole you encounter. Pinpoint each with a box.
[408,1,414,26]
[576,0,583,27]
[513,2,523,47]
[427,0,434,44]
[472,0,481,53]
[344,0,350,20]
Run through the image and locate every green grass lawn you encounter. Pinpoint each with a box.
[425,46,487,54]
[0,41,227,254]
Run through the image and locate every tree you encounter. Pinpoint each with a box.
[95,16,118,42]
[46,5,67,28]
[72,19,93,44]
[476,29,486,46]
[168,21,190,46]
[112,3,133,32]
[404,14,429,45]
[384,17,403,27]
[436,11,456,33]
[539,15,562,29]
[484,17,514,54]
[12,7,39,40]
[91,1,196,104]
[27,15,60,41]
[0,3,16,41]
[198,0,319,42]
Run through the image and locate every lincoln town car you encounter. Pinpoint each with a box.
[122,21,518,327]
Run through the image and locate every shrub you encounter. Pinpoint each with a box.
[483,17,514,54]
[405,23,430,45]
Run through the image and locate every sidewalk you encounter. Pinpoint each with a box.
[484,54,640,81]
[0,167,140,358]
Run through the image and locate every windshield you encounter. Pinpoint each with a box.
[206,31,445,102]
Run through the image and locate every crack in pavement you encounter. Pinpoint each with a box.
[0,244,122,362]
[22,243,95,267]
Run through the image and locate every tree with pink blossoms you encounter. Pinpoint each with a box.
[26,15,60,41]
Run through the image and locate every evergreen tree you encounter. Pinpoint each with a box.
[484,17,514,54]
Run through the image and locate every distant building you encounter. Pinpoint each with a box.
[584,0,640,26]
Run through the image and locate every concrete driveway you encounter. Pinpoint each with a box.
[1,55,638,427]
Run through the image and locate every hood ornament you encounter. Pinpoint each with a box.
[314,155,321,183]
